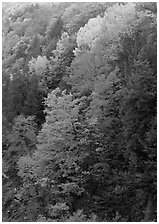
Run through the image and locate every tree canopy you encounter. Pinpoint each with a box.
[2,2,157,222]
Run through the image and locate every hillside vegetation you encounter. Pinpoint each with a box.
[2,2,157,221]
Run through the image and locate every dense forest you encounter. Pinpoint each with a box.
[2,2,157,222]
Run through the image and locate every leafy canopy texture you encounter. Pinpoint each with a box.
[2,2,156,222]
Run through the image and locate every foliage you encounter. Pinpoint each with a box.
[3,115,37,221]
[62,2,114,35]
[5,115,37,177]
[74,15,103,55]
[2,2,157,222]
[29,56,49,76]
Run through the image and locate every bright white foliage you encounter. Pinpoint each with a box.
[77,16,103,49]
[28,55,49,76]
[74,3,136,57]
[74,15,103,56]
[101,3,136,41]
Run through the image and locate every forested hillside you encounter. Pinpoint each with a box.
[2,2,157,222]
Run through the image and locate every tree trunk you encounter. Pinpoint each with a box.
[143,193,154,222]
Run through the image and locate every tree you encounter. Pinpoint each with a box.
[3,71,29,124]
[45,32,75,90]
[20,88,92,220]
[62,2,114,35]
[74,15,103,55]
[66,51,99,94]
[5,115,37,179]
[66,3,136,95]
[44,17,63,58]
[23,73,46,126]
[28,55,49,76]
[3,115,37,221]
[119,59,156,221]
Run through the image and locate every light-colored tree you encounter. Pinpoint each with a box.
[74,15,103,56]
[28,55,49,76]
